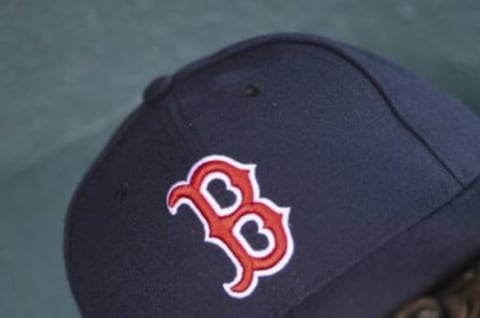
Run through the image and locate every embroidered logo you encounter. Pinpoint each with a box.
[166,155,294,298]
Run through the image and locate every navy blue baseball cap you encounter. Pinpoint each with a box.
[64,33,480,317]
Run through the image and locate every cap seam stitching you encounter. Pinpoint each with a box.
[168,86,239,211]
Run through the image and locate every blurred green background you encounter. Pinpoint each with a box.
[0,0,479,317]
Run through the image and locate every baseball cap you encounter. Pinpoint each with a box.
[64,33,480,317]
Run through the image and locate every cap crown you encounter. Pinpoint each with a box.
[65,34,480,318]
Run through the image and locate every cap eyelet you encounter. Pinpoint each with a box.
[244,83,262,97]
[115,182,129,205]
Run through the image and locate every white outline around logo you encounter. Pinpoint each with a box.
[167,155,294,298]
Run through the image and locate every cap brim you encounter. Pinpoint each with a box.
[285,176,480,318]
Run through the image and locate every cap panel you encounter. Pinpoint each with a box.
[170,39,463,315]
[284,176,480,318]
[341,44,480,186]
[65,95,224,317]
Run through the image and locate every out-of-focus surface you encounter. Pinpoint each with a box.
[0,0,479,317]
